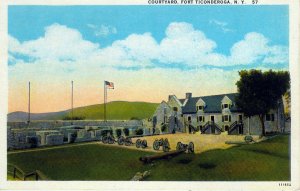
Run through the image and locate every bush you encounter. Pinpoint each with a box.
[101,130,113,137]
[63,116,86,120]
[116,129,122,138]
[130,117,140,120]
[69,133,77,143]
[161,124,167,132]
[123,128,129,136]
[135,129,144,135]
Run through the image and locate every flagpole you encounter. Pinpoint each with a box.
[71,81,73,123]
[104,81,106,122]
[28,81,30,123]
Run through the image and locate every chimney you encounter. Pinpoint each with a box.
[186,92,192,99]
[168,95,173,101]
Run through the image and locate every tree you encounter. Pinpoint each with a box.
[236,69,290,136]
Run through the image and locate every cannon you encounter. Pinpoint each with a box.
[136,139,148,149]
[117,136,133,146]
[139,150,185,163]
[176,142,194,153]
[117,136,147,148]
[153,138,170,152]
[102,135,116,144]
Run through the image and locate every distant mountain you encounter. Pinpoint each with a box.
[7,110,69,122]
[7,101,159,122]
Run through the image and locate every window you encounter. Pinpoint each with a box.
[222,115,231,122]
[197,106,204,111]
[164,116,168,123]
[187,116,191,122]
[225,125,229,131]
[266,114,275,121]
[198,116,205,122]
[238,114,243,121]
[163,107,167,115]
[222,104,230,109]
[173,107,178,112]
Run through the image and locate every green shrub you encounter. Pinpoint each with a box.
[116,129,122,138]
[135,128,143,135]
[63,116,86,120]
[130,117,140,120]
[101,130,113,137]
[161,124,167,132]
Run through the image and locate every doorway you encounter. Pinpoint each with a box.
[210,115,215,122]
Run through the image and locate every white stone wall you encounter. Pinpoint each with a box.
[8,120,143,129]
[46,134,64,145]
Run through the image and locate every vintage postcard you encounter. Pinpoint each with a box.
[0,0,299,190]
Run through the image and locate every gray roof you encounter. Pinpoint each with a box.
[181,93,242,114]
[178,99,185,104]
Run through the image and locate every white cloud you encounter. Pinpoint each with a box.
[88,24,117,37]
[228,32,288,65]
[263,45,288,64]
[112,33,159,62]
[8,22,289,112]
[9,22,288,69]
[209,19,234,33]
[160,22,217,65]
[9,23,99,61]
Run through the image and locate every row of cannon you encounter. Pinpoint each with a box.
[101,135,194,153]
[101,135,148,149]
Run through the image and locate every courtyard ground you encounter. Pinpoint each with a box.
[7,134,290,181]
[101,132,262,154]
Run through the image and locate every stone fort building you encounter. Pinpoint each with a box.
[152,92,285,135]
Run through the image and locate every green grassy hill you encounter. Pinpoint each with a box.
[7,135,290,180]
[63,101,159,120]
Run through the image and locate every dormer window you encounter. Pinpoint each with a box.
[222,104,231,109]
[197,106,204,111]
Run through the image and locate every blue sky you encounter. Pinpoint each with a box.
[8,5,289,112]
[9,6,288,55]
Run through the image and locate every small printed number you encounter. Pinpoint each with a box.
[279,183,291,187]
[252,0,258,4]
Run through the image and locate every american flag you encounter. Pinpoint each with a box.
[105,81,114,89]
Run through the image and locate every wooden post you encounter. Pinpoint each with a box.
[13,167,16,178]
[248,117,250,135]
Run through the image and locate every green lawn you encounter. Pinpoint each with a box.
[63,101,159,120]
[7,135,290,181]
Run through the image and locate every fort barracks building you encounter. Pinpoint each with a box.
[152,93,285,135]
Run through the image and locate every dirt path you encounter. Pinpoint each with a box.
[98,133,261,154]
[8,133,261,155]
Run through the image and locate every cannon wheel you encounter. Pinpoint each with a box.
[117,136,124,145]
[125,137,132,146]
[136,139,141,148]
[244,135,253,143]
[159,138,164,145]
[153,140,160,150]
[108,136,115,144]
[188,142,194,153]
[103,136,109,144]
[163,138,170,152]
[141,140,147,148]
[176,142,182,151]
